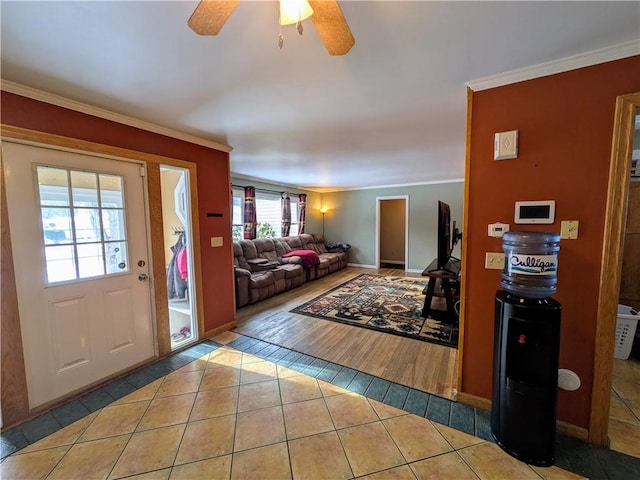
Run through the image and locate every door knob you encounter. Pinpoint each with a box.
[138,274,149,281]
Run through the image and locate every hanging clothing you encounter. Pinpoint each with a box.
[167,232,188,299]
[177,247,188,280]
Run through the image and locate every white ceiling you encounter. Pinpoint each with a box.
[1,1,639,191]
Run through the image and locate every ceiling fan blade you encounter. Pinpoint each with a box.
[188,0,239,36]
[308,1,355,56]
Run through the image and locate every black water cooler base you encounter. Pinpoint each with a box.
[491,291,561,467]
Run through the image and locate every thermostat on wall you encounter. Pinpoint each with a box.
[514,200,555,224]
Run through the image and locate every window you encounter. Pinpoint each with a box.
[231,187,299,240]
[37,166,129,283]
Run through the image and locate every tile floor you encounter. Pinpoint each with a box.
[1,333,639,480]
[609,357,640,458]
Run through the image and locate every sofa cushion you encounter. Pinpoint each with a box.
[249,271,275,288]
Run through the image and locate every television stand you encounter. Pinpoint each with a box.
[421,258,460,323]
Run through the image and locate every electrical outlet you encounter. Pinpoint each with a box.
[560,220,579,239]
[485,252,505,270]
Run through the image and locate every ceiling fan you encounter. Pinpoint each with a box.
[188,0,355,56]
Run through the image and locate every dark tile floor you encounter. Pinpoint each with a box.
[1,335,639,479]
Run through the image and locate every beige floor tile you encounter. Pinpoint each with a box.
[79,401,150,441]
[338,422,406,477]
[626,398,640,420]
[170,455,232,479]
[282,398,335,440]
[230,442,291,480]
[207,348,243,368]
[237,379,282,412]
[136,393,196,431]
[609,393,640,425]
[210,330,242,344]
[0,445,70,480]
[383,414,453,462]
[358,464,417,479]
[318,379,350,397]
[126,468,172,480]
[279,374,322,404]
[174,356,209,373]
[457,443,540,479]
[612,358,640,383]
[156,370,204,397]
[277,364,303,378]
[199,365,241,390]
[47,434,129,479]
[174,415,236,465]
[612,379,640,402]
[409,451,478,480]
[325,392,379,429]
[432,422,485,450]
[530,464,588,479]
[20,411,98,453]
[368,398,408,419]
[234,405,286,452]
[241,352,264,364]
[190,386,239,421]
[239,360,278,384]
[112,379,162,405]
[608,417,640,457]
[289,431,353,480]
[109,424,185,479]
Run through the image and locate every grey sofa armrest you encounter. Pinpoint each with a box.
[234,266,251,278]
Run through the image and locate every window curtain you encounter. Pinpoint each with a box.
[298,194,307,234]
[281,192,291,237]
[243,186,256,239]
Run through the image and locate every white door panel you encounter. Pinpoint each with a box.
[2,141,156,408]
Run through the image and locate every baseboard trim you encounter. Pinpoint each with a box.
[203,321,236,339]
[457,392,491,412]
[347,263,377,269]
[456,392,589,442]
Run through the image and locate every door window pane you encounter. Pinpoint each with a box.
[74,208,101,243]
[77,243,105,278]
[37,167,70,206]
[105,241,128,274]
[45,245,76,283]
[41,207,72,245]
[99,174,124,207]
[37,165,129,283]
[102,209,125,241]
[71,171,99,207]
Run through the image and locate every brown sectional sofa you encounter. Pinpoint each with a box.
[233,233,348,308]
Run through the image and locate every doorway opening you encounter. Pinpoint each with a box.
[376,196,408,270]
[160,165,198,350]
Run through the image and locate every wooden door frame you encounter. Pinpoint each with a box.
[375,195,409,270]
[0,125,204,425]
[590,92,640,446]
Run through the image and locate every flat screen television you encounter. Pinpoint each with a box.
[432,200,461,273]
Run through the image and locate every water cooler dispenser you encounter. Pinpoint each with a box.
[491,231,561,466]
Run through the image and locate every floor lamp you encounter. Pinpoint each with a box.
[320,207,327,237]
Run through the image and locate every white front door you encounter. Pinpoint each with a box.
[2,141,156,408]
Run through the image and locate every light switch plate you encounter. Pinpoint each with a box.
[494,130,518,160]
[210,236,223,247]
[485,252,505,269]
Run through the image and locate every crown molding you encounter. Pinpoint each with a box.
[467,40,640,92]
[0,80,233,153]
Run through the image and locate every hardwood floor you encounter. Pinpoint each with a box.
[233,267,459,400]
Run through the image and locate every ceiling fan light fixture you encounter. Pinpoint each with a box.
[279,0,314,26]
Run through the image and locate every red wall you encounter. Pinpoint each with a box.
[462,56,640,428]
[1,92,235,334]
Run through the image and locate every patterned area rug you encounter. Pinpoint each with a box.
[291,274,458,348]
